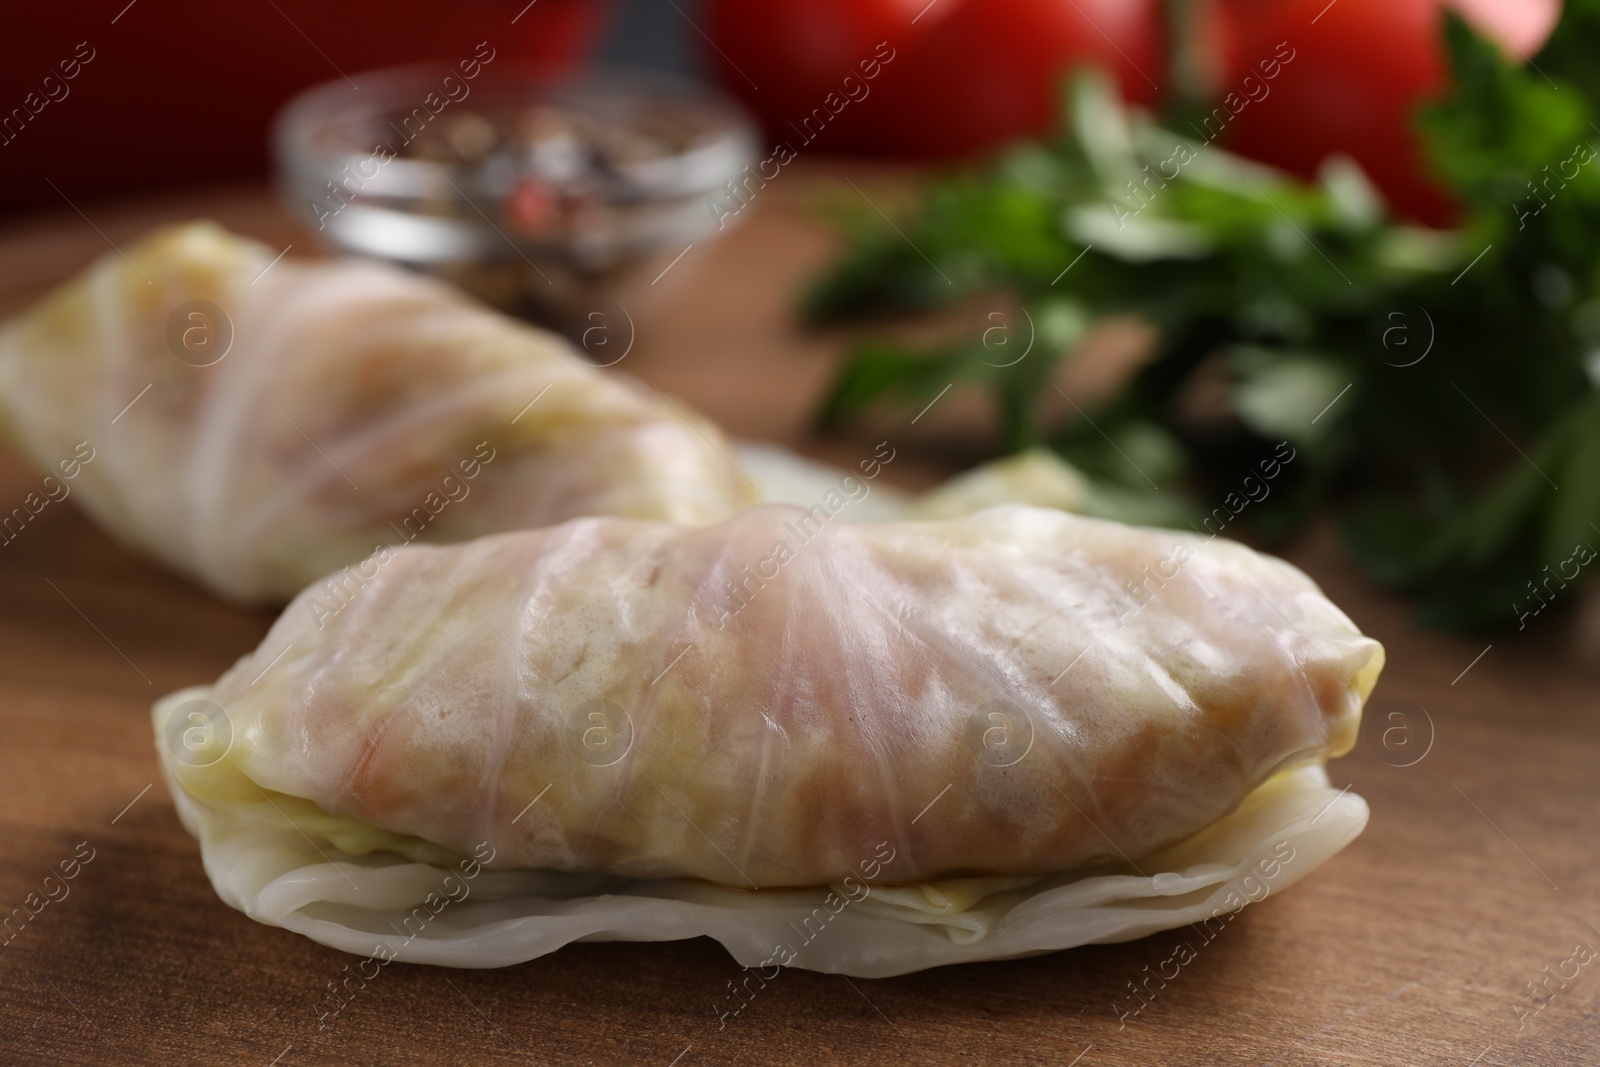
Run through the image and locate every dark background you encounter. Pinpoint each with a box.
[600,0,696,74]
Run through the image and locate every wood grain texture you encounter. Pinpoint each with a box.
[1,166,1597,1066]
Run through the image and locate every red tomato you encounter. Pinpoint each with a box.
[1,0,606,215]
[1210,0,1560,225]
[701,0,928,150]
[702,0,1164,157]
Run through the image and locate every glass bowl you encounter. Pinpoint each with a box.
[274,64,758,325]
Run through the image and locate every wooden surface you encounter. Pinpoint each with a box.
[2,169,1598,1067]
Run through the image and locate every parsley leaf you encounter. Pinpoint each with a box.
[808,5,1600,630]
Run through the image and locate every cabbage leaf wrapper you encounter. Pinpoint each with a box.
[155,504,1381,975]
[0,222,753,601]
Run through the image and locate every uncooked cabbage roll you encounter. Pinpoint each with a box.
[156,504,1382,974]
[0,222,753,601]
[734,442,1092,523]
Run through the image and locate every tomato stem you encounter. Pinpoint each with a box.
[1165,0,1217,106]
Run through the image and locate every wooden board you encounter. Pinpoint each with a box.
[1,167,1597,1067]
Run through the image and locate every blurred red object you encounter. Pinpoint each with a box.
[1209,0,1561,226]
[0,0,607,217]
[701,0,1163,158]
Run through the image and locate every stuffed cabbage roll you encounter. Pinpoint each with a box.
[156,504,1382,972]
[0,222,753,601]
